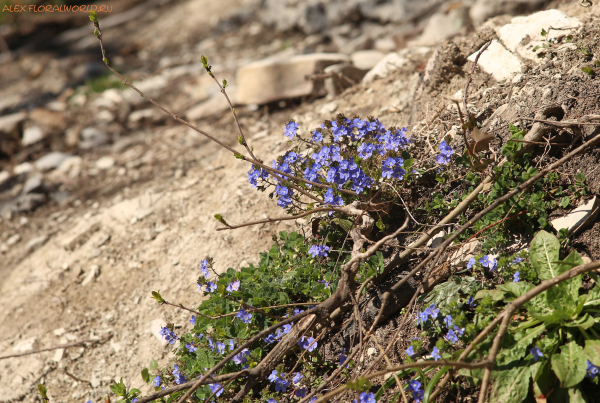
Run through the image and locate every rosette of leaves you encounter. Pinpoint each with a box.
[461,230,600,402]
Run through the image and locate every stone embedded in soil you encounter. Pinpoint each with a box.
[551,196,600,236]
[0,112,26,134]
[151,318,168,346]
[13,162,34,175]
[34,151,72,172]
[53,348,65,362]
[79,127,110,150]
[95,156,116,170]
[467,40,522,81]
[22,174,44,195]
[362,47,430,84]
[498,9,582,61]
[26,234,48,253]
[22,126,45,146]
[236,53,350,105]
[6,233,21,246]
[350,49,386,70]
[81,264,100,286]
[0,170,9,186]
[12,337,40,353]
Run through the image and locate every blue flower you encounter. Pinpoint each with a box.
[454,325,465,337]
[319,279,330,288]
[172,365,186,385]
[467,296,477,308]
[466,258,476,270]
[153,375,161,387]
[268,370,279,383]
[247,166,269,188]
[309,397,318,403]
[284,121,299,139]
[511,257,523,265]
[229,339,235,350]
[215,341,226,354]
[303,163,322,188]
[233,348,250,365]
[586,360,599,378]
[207,337,214,351]
[513,271,520,282]
[446,329,459,344]
[274,184,293,208]
[436,140,454,165]
[431,347,441,361]
[292,373,303,384]
[298,336,317,352]
[209,382,224,397]
[357,143,375,159]
[308,244,330,258]
[275,378,290,392]
[295,387,307,398]
[205,282,217,293]
[282,324,293,334]
[406,346,415,357]
[340,350,349,367]
[283,151,299,164]
[186,343,197,353]
[418,310,429,324]
[531,347,543,362]
[408,380,424,402]
[226,279,240,292]
[190,315,196,325]
[236,308,252,324]
[479,255,497,270]
[359,392,376,403]
[199,260,210,279]
[425,303,439,319]
[268,399,278,403]
[443,315,452,328]
[159,327,178,345]
[264,334,276,344]
[311,129,323,142]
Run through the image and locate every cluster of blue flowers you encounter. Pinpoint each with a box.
[159,327,178,345]
[354,392,376,403]
[232,348,250,366]
[209,382,224,397]
[298,336,318,352]
[292,372,307,398]
[418,303,440,324]
[443,315,465,345]
[172,364,186,384]
[268,370,290,392]
[407,380,424,402]
[264,323,293,344]
[236,308,252,324]
[247,117,413,210]
[308,244,330,258]
[467,255,498,271]
[435,140,455,165]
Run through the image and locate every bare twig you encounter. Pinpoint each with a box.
[0,335,112,361]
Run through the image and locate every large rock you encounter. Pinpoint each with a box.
[498,10,583,62]
[409,4,469,47]
[34,152,71,172]
[350,49,386,71]
[362,47,430,84]
[551,196,600,236]
[236,53,350,105]
[467,40,523,81]
[0,112,26,134]
[469,0,549,27]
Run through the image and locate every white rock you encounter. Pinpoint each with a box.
[410,5,468,46]
[26,234,48,253]
[367,347,377,356]
[57,156,82,173]
[0,170,9,186]
[186,94,231,121]
[80,127,109,150]
[110,340,122,353]
[22,126,44,146]
[351,49,386,71]
[498,10,582,61]
[14,162,34,175]
[551,196,600,235]
[362,53,409,84]
[82,264,100,286]
[319,101,338,115]
[53,328,66,336]
[467,40,522,81]
[374,37,396,52]
[128,108,155,123]
[6,233,21,246]
[13,337,40,353]
[426,231,446,248]
[95,156,115,170]
[0,112,26,133]
[450,240,479,266]
[34,151,72,171]
[22,174,43,194]
[95,109,114,123]
[53,348,65,362]
[469,0,548,27]
[151,318,168,346]
[236,53,350,105]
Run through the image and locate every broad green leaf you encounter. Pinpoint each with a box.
[550,341,587,388]
[497,282,534,298]
[531,359,556,400]
[568,386,589,403]
[564,313,595,330]
[332,218,353,233]
[490,364,530,403]
[557,250,584,302]
[529,230,560,280]
[584,283,600,307]
[498,324,545,366]
[584,340,600,366]
[423,366,451,403]
[141,368,150,383]
[475,289,507,301]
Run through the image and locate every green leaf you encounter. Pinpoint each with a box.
[346,377,372,392]
[541,28,547,36]
[490,364,530,403]
[474,289,506,301]
[150,359,158,370]
[151,290,165,304]
[584,283,600,307]
[581,66,595,76]
[497,282,534,298]
[332,218,353,233]
[564,313,595,329]
[423,366,451,403]
[584,340,600,366]
[141,368,150,383]
[376,218,385,231]
[551,341,587,388]
[89,10,98,23]
[568,386,589,403]
[531,359,556,400]
[560,196,570,208]
[529,230,560,280]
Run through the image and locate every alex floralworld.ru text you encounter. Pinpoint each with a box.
[2,4,112,13]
